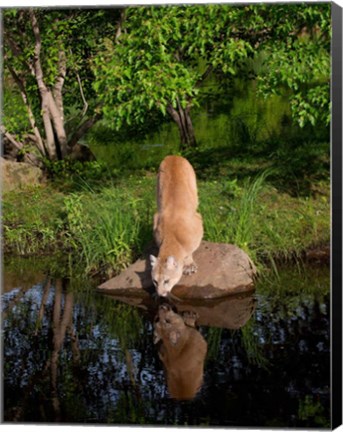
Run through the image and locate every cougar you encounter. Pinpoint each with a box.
[150,155,203,297]
[154,304,207,400]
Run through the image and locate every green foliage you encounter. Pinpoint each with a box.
[45,159,106,184]
[93,3,331,136]
[2,158,329,277]
[256,4,331,128]
[2,186,65,255]
[4,4,331,159]
[199,172,329,268]
[87,120,178,173]
[3,8,118,151]
[2,78,31,141]
[93,4,252,130]
[232,170,272,251]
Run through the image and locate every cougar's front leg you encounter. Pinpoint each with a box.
[183,255,198,275]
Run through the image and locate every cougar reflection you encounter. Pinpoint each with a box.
[154,304,207,401]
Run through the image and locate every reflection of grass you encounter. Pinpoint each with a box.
[106,302,144,352]
[240,318,269,369]
[205,327,223,362]
[257,261,330,298]
[298,395,329,428]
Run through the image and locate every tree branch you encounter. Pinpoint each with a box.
[1,126,23,151]
[76,72,88,118]
[68,113,101,149]
[115,9,126,44]
[29,8,46,93]
[4,31,35,76]
[195,64,213,87]
[1,126,41,166]
[6,63,46,156]
[29,10,68,159]
[53,48,67,120]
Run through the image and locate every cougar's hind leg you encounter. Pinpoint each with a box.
[153,213,162,246]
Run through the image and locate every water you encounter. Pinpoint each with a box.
[2,258,330,427]
[86,79,293,172]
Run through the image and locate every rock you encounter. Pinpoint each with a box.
[98,241,257,300]
[1,157,45,193]
[69,143,96,162]
[305,244,330,265]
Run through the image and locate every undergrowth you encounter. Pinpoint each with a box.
[2,170,330,278]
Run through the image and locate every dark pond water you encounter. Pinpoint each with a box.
[2,258,330,427]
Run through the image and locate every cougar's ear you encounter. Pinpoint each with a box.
[150,255,158,268]
[166,255,178,270]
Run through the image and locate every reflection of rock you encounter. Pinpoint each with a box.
[172,293,256,330]
[98,241,257,299]
[154,304,207,401]
[101,291,256,331]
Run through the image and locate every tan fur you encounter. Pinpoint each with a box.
[154,305,207,400]
[150,155,203,297]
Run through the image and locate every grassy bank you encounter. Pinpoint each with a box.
[2,167,330,279]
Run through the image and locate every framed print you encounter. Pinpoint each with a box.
[1,1,342,429]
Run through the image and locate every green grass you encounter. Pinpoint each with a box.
[63,184,154,276]
[2,186,66,255]
[2,168,330,279]
[199,174,329,268]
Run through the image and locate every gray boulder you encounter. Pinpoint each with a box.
[98,241,257,300]
[1,157,45,193]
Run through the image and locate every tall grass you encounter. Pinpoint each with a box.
[201,170,272,261]
[232,169,272,250]
[64,186,153,277]
[3,166,329,276]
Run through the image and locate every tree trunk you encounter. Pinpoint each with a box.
[167,102,197,149]
[46,90,69,158]
[68,113,101,149]
[30,9,70,161]
[41,91,58,160]
[5,10,99,162]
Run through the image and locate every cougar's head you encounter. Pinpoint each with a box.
[150,255,183,297]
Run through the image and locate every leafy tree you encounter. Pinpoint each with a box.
[93,3,331,148]
[255,4,331,128]
[2,8,119,162]
[93,5,252,148]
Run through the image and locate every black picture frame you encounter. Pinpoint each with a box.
[331,2,343,430]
